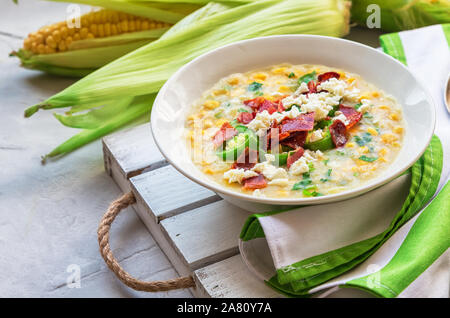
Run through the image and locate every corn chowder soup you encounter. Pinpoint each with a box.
[185,64,405,198]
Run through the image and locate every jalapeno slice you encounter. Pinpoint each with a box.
[304,129,334,151]
[216,130,258,161]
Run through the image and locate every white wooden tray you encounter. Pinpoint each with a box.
[102,123,280,298]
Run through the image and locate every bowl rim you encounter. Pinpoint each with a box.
[151,34,436,205]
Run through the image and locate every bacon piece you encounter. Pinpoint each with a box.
[286,147,305,169]
[231,147,258,170]
[237,112,254,124]
[329,120,348,147]
[212,122,238,148]
[243,97,265,110]
[280,112,315,134]
[339,105,363,129]
[280,131,307,149]
[318,72,340,83]
[243,97,278,114]
[307,81,317,93]
[258,99,278,114]
[243,174,267,190]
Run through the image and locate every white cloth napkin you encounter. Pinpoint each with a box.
[239,24,450,297]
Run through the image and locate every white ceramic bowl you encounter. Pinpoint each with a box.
[151,35,435,211]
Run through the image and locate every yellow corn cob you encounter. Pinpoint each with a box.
[23,9,171,55]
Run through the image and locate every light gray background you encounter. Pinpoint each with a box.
[0,0,382,297]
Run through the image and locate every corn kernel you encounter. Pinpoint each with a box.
[203,119,213,128]
[381,134,397,144]
[277,190,289,197]
[203,100,220,110]
[346,77,356,84]
[272,67,286,74]
[378,157,388,162]
[379,148,388,156]
[371,91,380,98]
[345,142,355,148]
[213,89,228,96]
[359,146,369,154]
[253,73,267,81]
[227,77,239,85]
[278,85,291,93]
[203,168,214,175]
[378,105,390,110]
[389,113,400,121]
[359,95,370,102]
[216,118,228,127]
[393,142,401,147]
[367,127,378,136]
[393,126,403,134]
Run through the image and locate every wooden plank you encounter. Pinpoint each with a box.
[103,124,166,191]
[160,200,252,271]
[131,165,220,223]
[193,255,280,298]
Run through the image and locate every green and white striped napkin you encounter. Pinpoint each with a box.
[239,24,450,298]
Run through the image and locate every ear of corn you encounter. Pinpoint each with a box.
[351,0,450,32]
[29,0,351,160]
[11,1,201,76]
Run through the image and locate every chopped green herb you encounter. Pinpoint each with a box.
[354,132,372,146]
[238,108,249,113]
[222,101,231,107]
[254,91,264,96]
[353,172,359,177]
[298,71,316,84]
[302,187,323,197]
[288,72,295,78]
[214,111,223,119]
[327,105,339,117]
[320,169,332,182]
[292,173,312,190]
[248,82,263,92]
[323,159,329,165]
[359,155,378,162]
[308,162,315,172]
[354,102,362,110]
[336,150,346,156]
[363,112,373,119]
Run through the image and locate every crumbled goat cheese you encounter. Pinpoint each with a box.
[358,99,371,113]
[281,82,309,107]
[317,78,347,96]
[309,129,324,142]
[223,169,258,184]
[289,150,317,176]
[268,178,290,187]
[289,157,310,175]
[333,111,350,126]
[299,92,339,120]
[252,155,288,180]
[247,110,272,133]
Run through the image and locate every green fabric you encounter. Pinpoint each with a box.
[240,136,443,297]
[442,24,450,46]
[379,32,407,65]
[346,182,450,297]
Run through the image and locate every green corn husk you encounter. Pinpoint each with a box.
[351,0,450,32]
[41,2,231,161]
[30,0,351,159]
[12,1,203,77]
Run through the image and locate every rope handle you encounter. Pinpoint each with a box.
[97,191,195,292]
